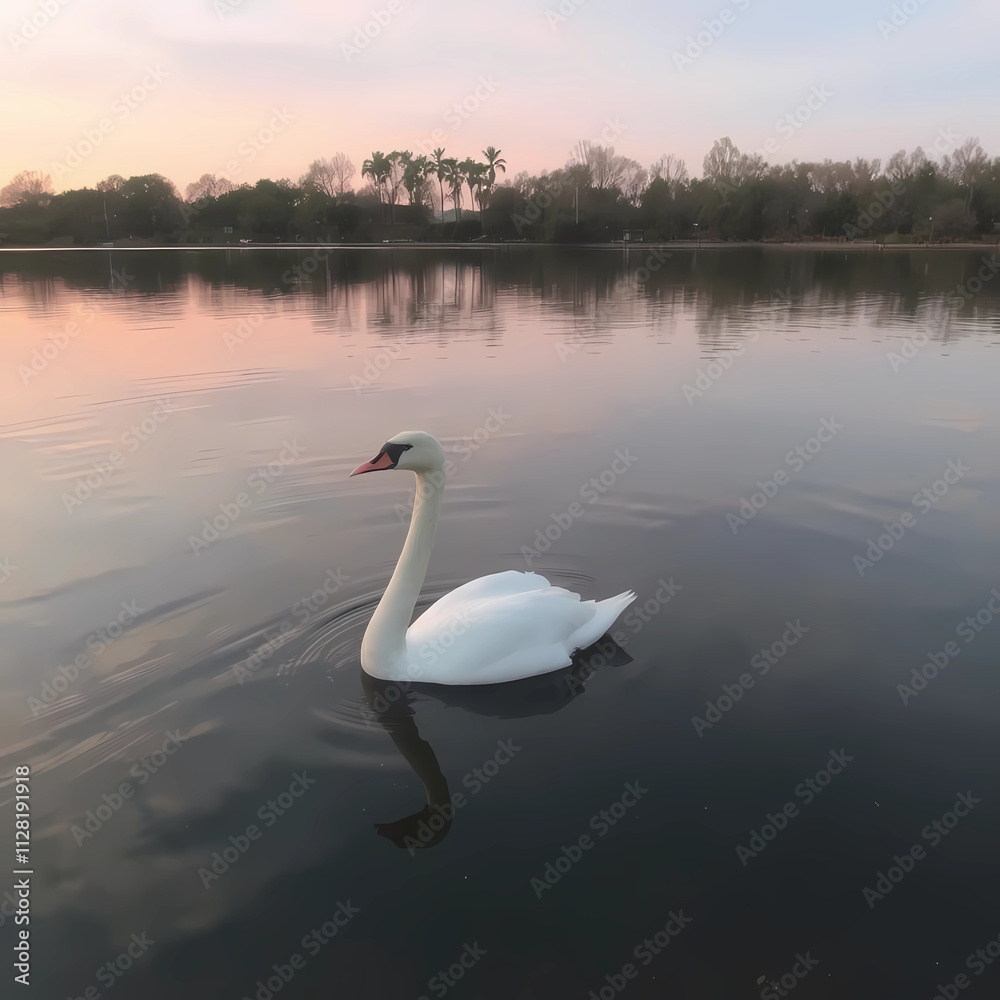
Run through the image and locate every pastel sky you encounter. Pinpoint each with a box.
[3,0,997,194]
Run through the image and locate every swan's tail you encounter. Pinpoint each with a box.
[570,590,637,652]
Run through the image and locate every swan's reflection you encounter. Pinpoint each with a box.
[360,637,632,851]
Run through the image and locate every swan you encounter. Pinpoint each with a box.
[350,431,636,685]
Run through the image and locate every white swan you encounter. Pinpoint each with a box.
[350,431,636,686]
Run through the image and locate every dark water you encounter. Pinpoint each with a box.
[1,246,999,999]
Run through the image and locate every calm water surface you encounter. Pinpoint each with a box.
[1,247,999,999]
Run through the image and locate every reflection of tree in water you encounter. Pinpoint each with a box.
[360,637,632,851]
[2,248,997,349]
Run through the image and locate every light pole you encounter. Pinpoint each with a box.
[929,216,934,244]
[693,222,700,248]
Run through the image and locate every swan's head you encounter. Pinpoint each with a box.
[350,431,445,477]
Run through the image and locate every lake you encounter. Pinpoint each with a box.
[1,245,999,999]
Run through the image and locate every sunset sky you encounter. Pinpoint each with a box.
[3,0,998,194]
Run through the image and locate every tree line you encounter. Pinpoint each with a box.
[1,136,997,246]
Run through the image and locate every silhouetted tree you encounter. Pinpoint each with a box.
[185,173,232,201]
[117,174,183,237]
[649,154,688,191]
[0,170,53,208]
[300,158,339,197]
[442,158,464,224]
[331,152,355,195]
[481,146,506,229]
[362,152,390,219]
[400,152,430,208]
[431,148,449,222]
[4,137,999,246]
[384,152,408,223]
[461,157,484,229]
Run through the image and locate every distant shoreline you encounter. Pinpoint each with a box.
[1,240,997,253]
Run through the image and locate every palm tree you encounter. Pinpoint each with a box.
[481,147,507,232]
[361,152,390,220]
[385,151,408,224]
[431,148,449,223]
[401,153,430,210]
[461,158,484,227]
[483,146,507,184]
[442,158,463,224]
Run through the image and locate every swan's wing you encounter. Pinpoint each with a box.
[411,571,552,627]
[406,586,596,684]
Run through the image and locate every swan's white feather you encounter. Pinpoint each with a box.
[389,571,635,685]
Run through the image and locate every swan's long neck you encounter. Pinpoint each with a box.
[362,469,444,675]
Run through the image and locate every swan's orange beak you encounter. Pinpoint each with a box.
[350,451,395,476]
